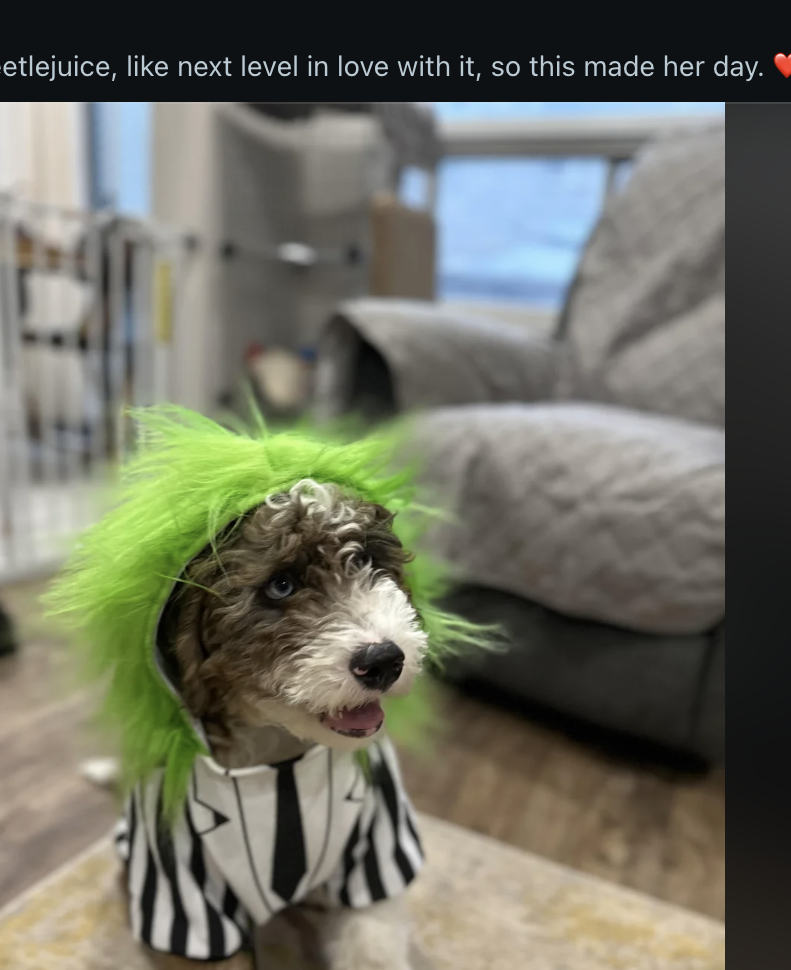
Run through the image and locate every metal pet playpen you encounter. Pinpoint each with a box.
[0,193,188,585]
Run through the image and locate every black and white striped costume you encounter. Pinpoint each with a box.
[114,738,423,962]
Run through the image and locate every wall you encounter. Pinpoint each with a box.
[0,102,87,207]
[151,101,224,414]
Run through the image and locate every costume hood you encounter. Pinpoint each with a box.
[46,406,492,817]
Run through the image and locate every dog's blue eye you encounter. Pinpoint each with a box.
[265,574,295,600]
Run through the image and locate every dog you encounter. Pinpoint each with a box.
[113,478,429,970]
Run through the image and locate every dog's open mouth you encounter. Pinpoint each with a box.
[320,701,384,738]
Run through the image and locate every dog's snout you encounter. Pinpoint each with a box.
[349,640,405,692]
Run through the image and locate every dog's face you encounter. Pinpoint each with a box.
[160,480,428,751]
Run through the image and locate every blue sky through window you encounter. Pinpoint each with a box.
[432,102,724,307]
[90,102,151,214]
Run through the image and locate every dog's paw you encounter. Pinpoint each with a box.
[322,896,414,970]
[80,757,121,788]
[326,931,413,970]
[326,932,413,970]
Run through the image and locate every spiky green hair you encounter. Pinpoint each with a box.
[45,405,493,816]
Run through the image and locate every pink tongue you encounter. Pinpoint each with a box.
[323,701,384,732]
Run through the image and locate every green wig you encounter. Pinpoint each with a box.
[46,405,493,817]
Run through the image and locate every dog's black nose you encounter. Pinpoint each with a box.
[349,640,405,692]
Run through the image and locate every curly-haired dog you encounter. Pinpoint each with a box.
[114,480,428,970]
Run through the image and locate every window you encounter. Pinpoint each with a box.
[434,102,725,308]
[88,102,151,214]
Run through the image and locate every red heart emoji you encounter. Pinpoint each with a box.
[775,53,791,77]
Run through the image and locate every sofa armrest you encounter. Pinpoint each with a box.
[313,298,558,420]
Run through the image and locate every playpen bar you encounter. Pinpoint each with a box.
[166,241,188,408]
[60,211,83,490]
[108,224,126,460]
[31,203,61,499]
[85,214,106,471]
[143,242,156,407]
[129,236,151,413]
[0,200,15,563]
[0,379,12,569]
[1,196,33,567]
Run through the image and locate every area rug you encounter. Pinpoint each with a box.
[0,813,724,970]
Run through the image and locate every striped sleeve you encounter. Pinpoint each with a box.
[113,814,131,862]
[325,741,424,909]
[119,773,250,962]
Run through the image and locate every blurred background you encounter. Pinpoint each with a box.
[0,102,725,951]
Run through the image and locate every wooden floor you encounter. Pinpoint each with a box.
[0,579,724,920]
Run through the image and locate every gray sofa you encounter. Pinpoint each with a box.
[313,122,725,762]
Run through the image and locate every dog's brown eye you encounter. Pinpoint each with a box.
[351,553,371,570]
[264,574,295,600]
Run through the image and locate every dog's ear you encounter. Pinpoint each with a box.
[366,504,398,547]
[369,503,396,529]
[155,591,184,693]
[161,581,214,718]
[365,504,414,583]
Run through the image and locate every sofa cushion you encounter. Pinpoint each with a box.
[441,585,721,760]
[556,122,725,429]
[411,401,725,636]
